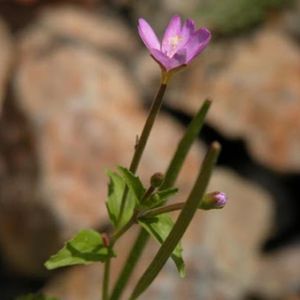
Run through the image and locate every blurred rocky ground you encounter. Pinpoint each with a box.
[0,0,300,300]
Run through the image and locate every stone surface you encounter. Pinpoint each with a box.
[253,244,300,299]
[43,168,275,300]
[0,7,203,276]
[0,19,13,112]
[167,26,300,171]
[18,6,138,61]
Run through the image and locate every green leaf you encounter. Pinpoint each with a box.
[16,293,59,300]
[147,187,178,208]
[117,166,146,204]
[106,170,136,229]
[45,229,114,270]
[138,214,185,277]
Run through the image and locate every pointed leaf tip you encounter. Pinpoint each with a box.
[45,229,114,270]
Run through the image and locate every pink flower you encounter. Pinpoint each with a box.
[138,15,211,72]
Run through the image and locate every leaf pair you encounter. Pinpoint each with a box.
[107,166,185,277]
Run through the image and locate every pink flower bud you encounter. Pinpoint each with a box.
[200,191,227,210]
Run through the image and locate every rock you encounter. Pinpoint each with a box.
[253,244,300,299]
[167,26,300,171]
[43,168,274,300]
[0,19,13,112]
[18,6,138,62]
[0,7,203,276]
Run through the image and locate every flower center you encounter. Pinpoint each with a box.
[166,35,182,57]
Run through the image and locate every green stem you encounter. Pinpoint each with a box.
[109,99,211,300]
[102,215,136,300]
[129,83,167,173]
[102,255,111,300]
[140,202,185,218]
[140,189,226,218]
[129,142,221,300]
[116,83,167,227]
[109,229,149,300]
[105,81,168,300]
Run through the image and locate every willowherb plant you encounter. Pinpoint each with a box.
[39,15,227,300]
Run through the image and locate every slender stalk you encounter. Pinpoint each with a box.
[102,256,111,300]
[129,83,167,173]
[140,202,185,218]
[109,229,149,300]
[109,100,211,300]
[116,83,167,227]
[129,142,221,300]
[105,81,168,299]
[102,215,136,300]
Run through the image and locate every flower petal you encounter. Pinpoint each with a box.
[180,19,195,43]
[138,18,160,50]
[172,48,187,67]
[150,48,184,71]
[171,19,195,54]
[184,28,211,63]
[162,15,182,55]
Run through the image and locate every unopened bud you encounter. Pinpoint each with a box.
[150,172,164,188]
[200,191,227,210]
[101,233,110,247]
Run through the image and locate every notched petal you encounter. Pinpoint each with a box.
[185,28,211,63]
[195,28,211,43]
[181,19,195,38]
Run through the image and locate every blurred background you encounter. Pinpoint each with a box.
[0,0,300,299]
